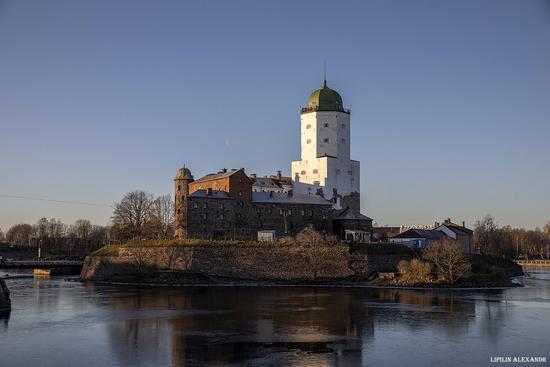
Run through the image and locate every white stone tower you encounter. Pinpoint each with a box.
[291,80,360,212]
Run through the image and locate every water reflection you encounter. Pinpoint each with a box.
[1,274,548,367]
[97,286,486,366]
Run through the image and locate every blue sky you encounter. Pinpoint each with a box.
[0,0,549,231]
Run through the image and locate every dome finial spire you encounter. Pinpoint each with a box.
[323,58,327,87]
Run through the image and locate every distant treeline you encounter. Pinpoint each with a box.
[474,215,550,259]
[0,191,175,259]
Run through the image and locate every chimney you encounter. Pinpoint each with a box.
[462,221,466,228]
[277,170,282,180]
[222,168,227,173]
[240,167,245,172]
[207,188,213,196]
[251,173,257,179]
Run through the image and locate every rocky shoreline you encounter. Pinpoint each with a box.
[80,269,522,290]
[0,278,11,313]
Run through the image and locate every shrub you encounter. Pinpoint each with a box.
[396,259,432,285]
[423,240,470,284]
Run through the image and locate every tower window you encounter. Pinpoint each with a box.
[342,139,346,144]
[202,214,207,220]
[348,170,353,175]
[324,123,329,128]
[193,203,198,209]
[220,203,224,209]
[306,124,311,129]
[182,195,185,201]
[300,170,306,175]
[324,138,329,143]
[306,139,311,144]
[268,208,272,214]
[341,124,345,128]
[177,208,181,214]
[313,169,318,174]
[177,185,181,191]
[203,203,208,209]
[220,214,224,220]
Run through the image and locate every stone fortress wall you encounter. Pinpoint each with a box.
[81,244,411,282]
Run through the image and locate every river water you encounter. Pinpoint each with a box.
[0,270,549,367]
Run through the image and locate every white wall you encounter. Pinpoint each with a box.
[292,110,359,204]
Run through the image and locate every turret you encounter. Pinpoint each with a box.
[174,165,194,238]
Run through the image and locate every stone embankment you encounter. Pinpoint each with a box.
[0,278,11,312]
[81,243,413,283]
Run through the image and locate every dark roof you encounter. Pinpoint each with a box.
[439,222,474,234]
[391,229,447,240]
[193,169,246,184]
[333,207,372,221]
[252,191,331,205]
[189,190,232,199]
[373,227,401,235]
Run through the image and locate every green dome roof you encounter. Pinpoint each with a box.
[306,81,345,112]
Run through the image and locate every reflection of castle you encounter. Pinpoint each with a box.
[174,81,373,240]
[104,286,482,366]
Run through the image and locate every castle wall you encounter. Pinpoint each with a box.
[184,196,333,240]
[81,244,412,282]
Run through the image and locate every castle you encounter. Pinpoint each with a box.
[174,80,372,241]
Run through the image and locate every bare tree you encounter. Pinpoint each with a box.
[295,226,337,280]
[150,195,174,239]
[423,240,470,284]
[71,219,92,240]
[128,246,155,281]
[112,191,154,241]
[6,224,34,246]
[35,217,49,240]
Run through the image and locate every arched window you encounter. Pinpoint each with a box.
[306,139,311,144]
[177,185,181,191]
[324,138,329,143]
[203,203,208,209]
[306,124,311,129]
[324,123,329,128]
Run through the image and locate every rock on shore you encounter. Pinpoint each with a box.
[0,278,10,312]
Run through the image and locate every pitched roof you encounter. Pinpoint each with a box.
[252,177,282,189]
[192,169,246,184]
[188,190,232,199]
[252,191,331,205]
[439,222,474,234]
[391,229,447,240]
[333,207,372,221]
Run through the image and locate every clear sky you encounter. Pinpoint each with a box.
[1,0,549,231]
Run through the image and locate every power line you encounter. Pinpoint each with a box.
[0,194,113,208]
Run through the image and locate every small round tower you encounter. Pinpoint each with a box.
[174,165,194,238]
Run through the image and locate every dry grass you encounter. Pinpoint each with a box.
[89,238,295,256]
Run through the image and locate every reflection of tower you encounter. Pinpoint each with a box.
[174,165,194,239]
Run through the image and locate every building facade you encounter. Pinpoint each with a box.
[291,80,360,212]
[174,80,372,241]
[175,168,333,240]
